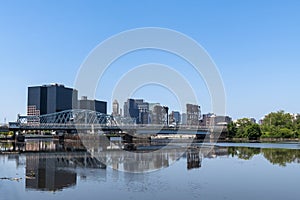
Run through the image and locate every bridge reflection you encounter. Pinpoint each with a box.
[0,139,230,192]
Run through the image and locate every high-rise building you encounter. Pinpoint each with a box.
[123,99,139,119]
[181,113,187,125]
[151,105,168,125]
[112,99,119,116]
[169,111,181,124]
[186,104,201,125]
[149,103,160,112]
[123,99,150,124]
[27,84,78,116]
[78,96,107,114]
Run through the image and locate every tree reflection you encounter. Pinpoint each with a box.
[262,148,300,167]
[227,146,300,166]
[228,147,261,160]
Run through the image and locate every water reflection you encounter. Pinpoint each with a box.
[25,155,76,191]
[227,146,300,166]
[1,140,300,193]
[228,147,261,160]
[262,148,300,166]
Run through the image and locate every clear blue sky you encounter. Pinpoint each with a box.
[0,0,299,122]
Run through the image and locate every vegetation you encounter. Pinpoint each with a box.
[0,131,14,138]
[227,118,262,139]
[227,110,300,139]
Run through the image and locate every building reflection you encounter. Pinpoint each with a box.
[9,139,300,192]
[26,155,76,191]
[186,148,202,170]
[25,152,107,191]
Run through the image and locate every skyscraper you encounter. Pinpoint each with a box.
[169,111,181,124]
[186,104,201,125]
[27,84,78,116]
[123,99,149,124]
[151,105,168,125]
[112,99,119,116]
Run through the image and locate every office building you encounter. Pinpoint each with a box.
[181,113,187,125]
[123,99,139,120]
[27,84,78,116]
[186,104,201,125]
[123,99,150,124]
[78,96,107,114]
[169,111,181,124]
[201,113,232,126]
[112,99,120,116]
[151,105,168,125]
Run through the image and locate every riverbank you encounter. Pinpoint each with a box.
[222,137,300,143]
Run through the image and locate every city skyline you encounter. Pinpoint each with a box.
[1,1,300,122]
[24,83,232,126]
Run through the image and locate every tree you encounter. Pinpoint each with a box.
[227,118,260,139]
[227,121,237,138]
[246,124,261,140]
[262,110,293,128]
[261,111,296,138]
[235,118,254,138]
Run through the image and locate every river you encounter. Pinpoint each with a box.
[0,140,300,200]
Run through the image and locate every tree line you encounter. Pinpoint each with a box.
[227,110,300,139]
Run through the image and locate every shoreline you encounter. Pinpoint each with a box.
[223,137,300,143]
[1,135,300,143]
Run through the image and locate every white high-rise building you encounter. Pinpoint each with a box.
[112,99,119,116]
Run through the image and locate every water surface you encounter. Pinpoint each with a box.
[1,141,299,200]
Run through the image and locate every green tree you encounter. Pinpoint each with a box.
[227,121,237,138]
[246,123,261,140]
[292,114,300,137]
[261,110,296,138]
[235,118,254,138]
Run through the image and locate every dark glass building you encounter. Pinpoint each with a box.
[123,99,139,119]
[78,96,107,114]
[123,99,150,124]
[27,84,78,116]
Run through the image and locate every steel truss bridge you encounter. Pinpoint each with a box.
[9,109,225,135]
[10,109,124,131]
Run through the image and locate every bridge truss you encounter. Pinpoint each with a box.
[12,109,134,130]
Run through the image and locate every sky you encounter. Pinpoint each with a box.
[0,0,299,122]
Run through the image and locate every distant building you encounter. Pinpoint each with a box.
[151,105,169,125]
[27,84,78,116]
[181,113,187,125]
[186,104,201,125]
[151,105,164,124]
[124,99,138,119]
[250,118,256,124]
[123,99,150,124]
[201,113,232,126]
[112,99,119,116]
[169,111,181,124]
[149,103,160,112]
[78,96,107,114]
